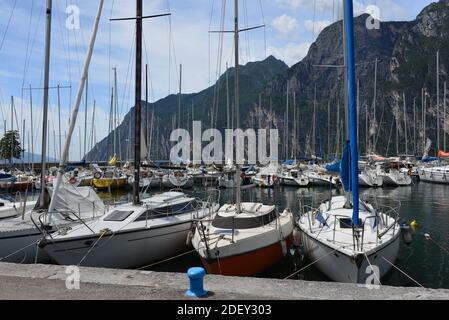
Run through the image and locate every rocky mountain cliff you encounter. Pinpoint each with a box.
[87,0,449,161]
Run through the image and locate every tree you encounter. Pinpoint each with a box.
[0,130,24,163]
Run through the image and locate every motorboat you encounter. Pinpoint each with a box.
[39,191,219,268]
[192,202,294,276]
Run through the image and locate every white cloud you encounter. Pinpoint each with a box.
[304,19,331,36]
[268,42,311,66]
[272,14,298,37]
[275,0,334,11]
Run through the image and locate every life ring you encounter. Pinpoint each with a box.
[69,177,77,184]
[94,172,102,179]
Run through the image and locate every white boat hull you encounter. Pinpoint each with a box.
[280,176,309,187]
[0,227,50,264]
[40,221,195,268]
[382,173,412,186]
[419,168,449,184]
[300,228,401,283]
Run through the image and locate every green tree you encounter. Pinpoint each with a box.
[0,130,24,163]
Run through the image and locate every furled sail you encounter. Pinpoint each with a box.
[340,141,351,192]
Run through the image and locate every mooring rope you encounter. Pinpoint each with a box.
[364,252,382,286]
[381,257,425,288]
[137,249,196,270]
[0,239,40,262]
[284,245,346,280]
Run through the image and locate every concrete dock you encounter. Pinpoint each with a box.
[0,262,448,300]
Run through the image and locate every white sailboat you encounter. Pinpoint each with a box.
[297,0,401,284]
[40,1,218,269]
[279,169,309,187]
[418,165,449,184]
[0,197,37,220]
[192,0,294,276]
[0,0,106,264]
[358,167,383,187]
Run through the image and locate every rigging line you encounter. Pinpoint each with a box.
[119,24,136,126]
[364,252,382,286]
[167,0,179,91]
[243,0,250,62]
[142,32,155,101]
[208,0,216,87]
[21,0,35,88]
[0,0,18,51]
[54,1,71,89]
[212,0,227,128]
[258,0,267,58]
[381,257,425,288]
[23,2,44,89]
[284,245,347,279]
[109,0,115,137]
[137,249,196,270]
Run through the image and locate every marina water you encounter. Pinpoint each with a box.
[96,182,449,289]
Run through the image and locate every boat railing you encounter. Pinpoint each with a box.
[301,205,318,234]
[360,215,380,251]
[331,214,356,251]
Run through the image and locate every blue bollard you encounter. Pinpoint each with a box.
[186,267,207,297]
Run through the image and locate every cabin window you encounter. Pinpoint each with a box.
[339,218,362,229]
[104,210,134,222]
[211,212,277,229]
[134,200,198,221]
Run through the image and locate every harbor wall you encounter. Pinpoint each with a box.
[0,262,448,300]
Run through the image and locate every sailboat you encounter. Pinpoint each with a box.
[39,0,218,269]
[191,0,294,276]
[0,0,106,264]
[297,0,401,284]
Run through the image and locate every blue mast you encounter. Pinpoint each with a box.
[344,0,359,225]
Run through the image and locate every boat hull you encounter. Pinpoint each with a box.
[0,227,51,264]
[40,221,195,269]
[382,174,411,186]
[200,234,293,276]
[92,178,128,190]
[419,169,449,184]
[280,177,309,187]
[299,229,401,283]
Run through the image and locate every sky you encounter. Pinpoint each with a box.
[0,0,437,161]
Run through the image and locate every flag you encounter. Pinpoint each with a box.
[108,155,117,166]
[315,211,328,227]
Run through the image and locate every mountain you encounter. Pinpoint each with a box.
[87,0,449,161]
[0,152,58,165]
[85,56,289,161]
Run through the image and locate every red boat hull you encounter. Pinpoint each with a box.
[200,234,293,276]
[0,181,33,192]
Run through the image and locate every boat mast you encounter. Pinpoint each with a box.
[178,64,182,130]
[373,57,377,153]
[29,84,34,172]
[109,0,170,205]
[234,0,241,213]
[226,62,230,129]
[145,64,149,157]
[403,92,408,156]
[344,0,359,224]
[40,0,52,207]
[445,81,447,151]
[84,75,88,160]
[113,67,117,157]
[48,0,104,220]
[57,84,62,160]
[10,96,13,164]
[437,50,440,152]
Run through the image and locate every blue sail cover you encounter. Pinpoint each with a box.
[340,141,351,192]
[345,0,360,226]
[326,161,342,173]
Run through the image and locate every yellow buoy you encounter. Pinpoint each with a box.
[410,220,418,228]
